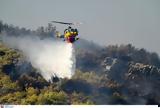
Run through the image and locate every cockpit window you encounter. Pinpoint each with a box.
[71,29,74,32]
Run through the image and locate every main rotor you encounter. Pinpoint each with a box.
[51,21,82,26]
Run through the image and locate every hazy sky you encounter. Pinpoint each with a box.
[0,0,160,54]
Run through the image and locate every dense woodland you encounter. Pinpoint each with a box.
[0,21,160,105]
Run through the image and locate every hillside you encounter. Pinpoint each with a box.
[0,21,160,105]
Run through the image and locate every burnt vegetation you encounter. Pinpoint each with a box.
[0,21,160,105]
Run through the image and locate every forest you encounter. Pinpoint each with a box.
[0,20,160,105]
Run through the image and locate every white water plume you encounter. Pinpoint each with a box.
[2,36,76,82]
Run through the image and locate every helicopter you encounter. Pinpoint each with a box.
[51,21,81,43]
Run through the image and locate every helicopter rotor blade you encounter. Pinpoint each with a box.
[51,21,73,25]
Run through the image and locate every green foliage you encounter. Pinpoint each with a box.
[0,75,17,89]
[37,91,68,105]
[0,45,20,95]
[72,70,108,86]
[14,91,26,98]
[0,73,19,95]
[0,44,20,65]
[26,87,39,96]
[43,91,68,104]
[21,87,39,104]
[21,94,38,105]
[0,91,26,104]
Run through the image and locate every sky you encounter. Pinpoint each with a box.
[0,0,160,54]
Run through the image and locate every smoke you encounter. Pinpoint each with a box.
[1,35,76,82]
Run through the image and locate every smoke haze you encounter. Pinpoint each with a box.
[1,36,76,82]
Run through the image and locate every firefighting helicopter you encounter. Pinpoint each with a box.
[51,21,81,43]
